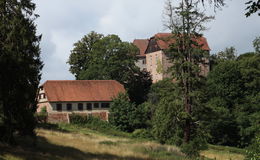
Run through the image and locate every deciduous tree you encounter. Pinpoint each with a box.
[109,93,147,132]
[68,32,152,104]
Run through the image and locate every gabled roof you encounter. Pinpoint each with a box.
[41,80,125,102]
[146,33,210,53]
[133,39,149,57]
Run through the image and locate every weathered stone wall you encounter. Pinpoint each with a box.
[46,111,109,123]
[47,113,69,123]
[37,102,52,113]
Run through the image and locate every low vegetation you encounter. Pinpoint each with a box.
[0,123,245,160]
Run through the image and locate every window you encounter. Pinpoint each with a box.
[56,104,62,111]
[94,103,99,108]
[66,103,72,111]
[43,93,46,99]
[78,103,83,111]
[87,103,92,110]
[101,103,110,108]
[142,59,146,64]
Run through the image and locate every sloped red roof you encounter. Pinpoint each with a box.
[42,80,125,102]
[133,39,149,57]
[152,33,210,51]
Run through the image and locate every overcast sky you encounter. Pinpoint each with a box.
[33,0,260,83]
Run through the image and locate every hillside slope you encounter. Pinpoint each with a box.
[0,124,245,160]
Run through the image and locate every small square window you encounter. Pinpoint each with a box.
[56,104,62,111]
[67,103,72,111]
[78,103,83,111]
[94,103,99,108]
[101,103,110,108]
[87,103,92,110]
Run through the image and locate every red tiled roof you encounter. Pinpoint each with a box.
[153,33,210,51]
[133,39,149,57]
[42,80,125,102]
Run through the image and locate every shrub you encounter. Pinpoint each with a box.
[69,113,89,124]
[109,93,147,132]
[40,106,47,113]
[132,129,154,140]
[35,107,47,123]
[69,114,129,137]
[246,133,260,160]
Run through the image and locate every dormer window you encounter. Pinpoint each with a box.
[38,93,46,99]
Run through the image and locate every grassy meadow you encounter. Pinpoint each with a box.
[0,123,245,160]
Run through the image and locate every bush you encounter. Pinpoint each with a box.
[69,114,130,137]
[40,106,47,113]
[132,129,154,140]
[109,93,148,132]
[35,114,47,123]
[69,114,89,124]
[246,133,260,160]
[179,131,208,158]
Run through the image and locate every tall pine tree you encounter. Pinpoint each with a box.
[163,0,213,153]
[0,0,42,144]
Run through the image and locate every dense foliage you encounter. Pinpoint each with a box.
[148,79,208,157]
[68,32,152,104]
[246,132,260,160]
[0,0,42,144]
[109,93,148,132]
[206,52,260,147]
[156,0,213,157]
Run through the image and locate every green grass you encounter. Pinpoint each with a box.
[201,144,245,160]
[0,123,246,160]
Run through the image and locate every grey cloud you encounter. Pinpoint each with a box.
[33,0,260,83]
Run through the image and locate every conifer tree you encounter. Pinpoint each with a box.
[163,0,213,146]
[0,0,42,144]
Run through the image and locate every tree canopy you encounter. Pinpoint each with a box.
[206,51,260,147]
[68,31,152,104]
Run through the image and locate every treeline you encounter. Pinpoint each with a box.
[67,29,260,158]
[107,40,260,158]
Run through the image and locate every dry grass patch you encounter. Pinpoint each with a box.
[37,129,149,159]
[0,124,246,160]
[201,150,245,160]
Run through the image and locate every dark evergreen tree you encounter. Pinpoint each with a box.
[164,0,213,142]
[157,0,213,156]
[0,0,42,144]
